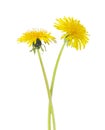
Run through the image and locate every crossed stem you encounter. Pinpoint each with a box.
[37,41,66,130]
[48,41,66,130]
[37,49,56,130]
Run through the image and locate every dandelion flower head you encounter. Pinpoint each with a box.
[17,29,56,46]
[54,17,89,50]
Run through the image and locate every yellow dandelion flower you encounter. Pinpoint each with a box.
[17,29,56,46]
[54,17,89,50]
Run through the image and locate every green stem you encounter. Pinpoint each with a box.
[48,41,66,129]
[48,103,51,130]
[50,41,66,95]
[37,49,56,130]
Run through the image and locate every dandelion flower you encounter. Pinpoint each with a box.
[18,29,56,47]
[54,17,89,50]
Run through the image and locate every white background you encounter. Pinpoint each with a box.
[0,0,105,130]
